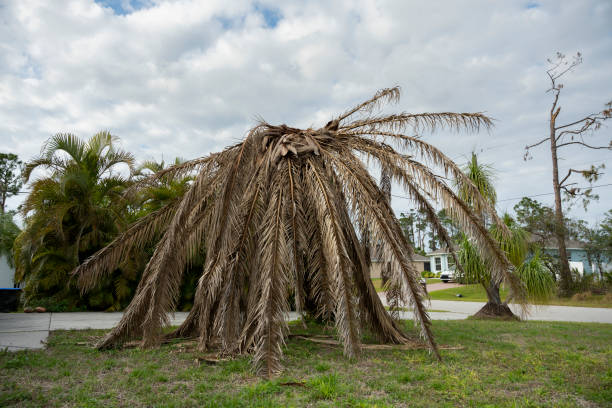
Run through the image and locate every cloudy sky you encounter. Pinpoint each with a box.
[1,0,611,225]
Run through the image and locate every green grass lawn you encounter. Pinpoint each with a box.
[429,284,508,302]
[429,284,612,308]
[1,320,611,407]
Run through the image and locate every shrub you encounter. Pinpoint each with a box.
[25,296,86,312]
[420,271,435,278]
[571,291,591,302]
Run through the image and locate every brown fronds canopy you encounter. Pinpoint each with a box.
[74,87,522,377]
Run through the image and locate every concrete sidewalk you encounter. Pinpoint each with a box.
[0,312,189,351]
[1,302,611,351]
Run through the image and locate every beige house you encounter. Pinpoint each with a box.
[370,254,429,279]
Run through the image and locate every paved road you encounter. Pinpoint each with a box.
[1,302,611,351]
[378,295,612,323]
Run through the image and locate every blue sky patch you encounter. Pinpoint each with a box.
[526,2,540,9]
[95,0,152,16]
[254,4,281,28]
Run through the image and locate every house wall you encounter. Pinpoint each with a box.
[0,255,14,288]
[412,261,425,273]
[429,254,450,273]
[541,248,595,275]
[370,260,425,279]
[568,249,593,274]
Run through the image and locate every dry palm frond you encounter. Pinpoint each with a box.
[76,201,178,292]
[74,87,523,377]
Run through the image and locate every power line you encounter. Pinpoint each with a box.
[391,183,612,203]
[496,183,612,203]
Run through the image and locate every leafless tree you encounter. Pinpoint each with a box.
[525,52,612,295]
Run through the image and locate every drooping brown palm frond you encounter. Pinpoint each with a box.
[74,87,524,377]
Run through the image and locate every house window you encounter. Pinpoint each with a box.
[435,257,441,271]
[448,256,455,270]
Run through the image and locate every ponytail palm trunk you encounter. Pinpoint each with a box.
[457,153,517,318]
[75,88,524,376]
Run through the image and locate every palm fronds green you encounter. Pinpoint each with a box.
[516,250,556,302]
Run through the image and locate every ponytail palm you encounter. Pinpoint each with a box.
[75,88,523,377]
[457,153,517,313]
[459,213,554,311]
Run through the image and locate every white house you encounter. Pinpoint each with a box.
[426,246,456,280]
[426,247,452,273]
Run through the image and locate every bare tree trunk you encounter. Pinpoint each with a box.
[524,53,612,296]
[550,104,572,296]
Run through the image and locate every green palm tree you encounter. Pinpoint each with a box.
[457,153,506,308]
[14,131,134,308]
[133,157,191,214]
[457,153,554,317]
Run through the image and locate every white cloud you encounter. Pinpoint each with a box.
[1,0,611,224]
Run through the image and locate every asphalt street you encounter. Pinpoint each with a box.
[1,300,610,351]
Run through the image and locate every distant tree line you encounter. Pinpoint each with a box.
[1,133,610,312]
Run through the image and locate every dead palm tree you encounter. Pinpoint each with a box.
[74,87,525,377]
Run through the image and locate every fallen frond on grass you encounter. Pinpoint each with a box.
[292,335,464,351]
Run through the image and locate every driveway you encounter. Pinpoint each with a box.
[427,282,462,292]
[1,303,611,351]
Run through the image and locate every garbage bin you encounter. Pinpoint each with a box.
[0,288,21,312]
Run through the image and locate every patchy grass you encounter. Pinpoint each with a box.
[371,278,384,292]
[429,284,508,302]
[1,320,611,407]
[430,284,612,308]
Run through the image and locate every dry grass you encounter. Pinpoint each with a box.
[1,319,610,407]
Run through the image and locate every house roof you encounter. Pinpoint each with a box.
[426,245,458,256]
[410,253,429,262]
[529,236,587,250]
[371,253,429,263]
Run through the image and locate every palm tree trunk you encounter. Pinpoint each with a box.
[475,196,516,319]
[484,281,502,304]
[473,280,517,319]
[73,223,86,266]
